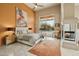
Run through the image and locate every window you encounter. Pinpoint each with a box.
[39,16,55,31]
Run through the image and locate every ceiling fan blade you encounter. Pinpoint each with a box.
[33,3,37,5]
[33,3,43,10]
[33,3,43,7]
[37,5,43,7]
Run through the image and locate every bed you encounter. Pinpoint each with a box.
[16,33,43,46]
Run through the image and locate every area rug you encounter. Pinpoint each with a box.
[29,39,61,56]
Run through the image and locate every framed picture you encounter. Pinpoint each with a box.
[16,8,27,27]
[16,8,28,36]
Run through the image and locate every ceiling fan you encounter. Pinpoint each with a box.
[33,3,44,10]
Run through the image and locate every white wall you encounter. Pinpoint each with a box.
[75,5,79,43]
[63,3,77,31]
[75,6,79,19]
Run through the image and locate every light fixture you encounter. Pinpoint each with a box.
[35,5,37,8]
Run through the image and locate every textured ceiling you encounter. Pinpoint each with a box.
[25,3,59,11]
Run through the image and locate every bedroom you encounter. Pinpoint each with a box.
[0,3,61,56]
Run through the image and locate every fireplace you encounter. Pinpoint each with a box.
[64,31,75,41]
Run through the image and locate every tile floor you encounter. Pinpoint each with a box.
[0,43,35,56]
[0,42,79,56]
[61,40,79,56]
[61,48,79,56]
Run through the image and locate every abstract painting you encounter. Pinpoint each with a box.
[16,8,27,27]
[16,8,28,35]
